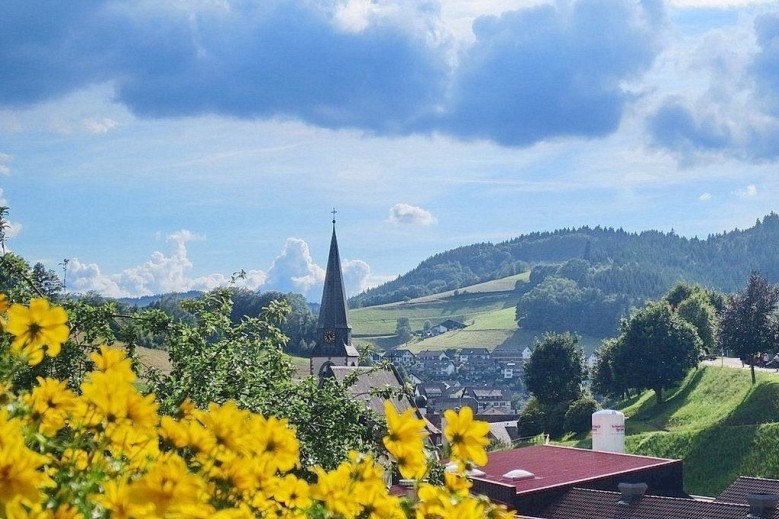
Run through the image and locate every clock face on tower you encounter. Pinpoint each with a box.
[323,330,336,343]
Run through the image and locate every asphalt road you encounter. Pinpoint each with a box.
[701,356,779,372]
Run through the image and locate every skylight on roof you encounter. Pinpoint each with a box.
[503,469,535,480]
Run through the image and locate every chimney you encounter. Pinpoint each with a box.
[746,494,779,518]
[617,482,648,506]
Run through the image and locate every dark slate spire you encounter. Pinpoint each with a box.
[313,219,353,356]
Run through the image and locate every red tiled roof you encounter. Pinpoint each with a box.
[472,445,680,495]
[540,488,767,519]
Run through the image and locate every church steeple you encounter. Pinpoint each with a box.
[316,222,351,343]
[311,213,359,376]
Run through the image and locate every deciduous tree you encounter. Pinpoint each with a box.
[612,302,701,404]
[718,272,779,384]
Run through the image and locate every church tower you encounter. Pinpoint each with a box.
[310,215,359,377]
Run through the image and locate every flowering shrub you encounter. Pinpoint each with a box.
[0,298,514,518]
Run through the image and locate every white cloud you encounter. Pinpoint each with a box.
[388,203,437,226]
[342,258,373,295]
[0,188,22,240]
[0,153,11,175]
[82,117,118,134]
[734,184,758,198]
[65,232,372,300]
[264,238,326,297]
[699,192,712,201]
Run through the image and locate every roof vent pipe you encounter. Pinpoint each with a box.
[746,493,779,518]
[617,482,648,506]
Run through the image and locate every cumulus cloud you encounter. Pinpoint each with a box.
[388,203,438,226]
[0,188,22,240]
[65,231,373,299]
[648,13,779,162]
[264,238,326,296]
[67,230,260,297]
[441,0,663,145]
[342,258,373,295]
[0,0,664,147]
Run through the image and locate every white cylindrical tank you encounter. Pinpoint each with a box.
[591,409,625,453]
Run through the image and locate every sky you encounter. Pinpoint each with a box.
[2,0,779,301]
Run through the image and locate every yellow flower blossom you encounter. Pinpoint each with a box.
[90,345,136,382]
[5,298,68,365]
[0,421,53,509]
[195,401,250,460]
[61,449,90,471]
[444,406,490,466]
[444,471,472,496]
[93,478,154,519]
[0,293,8,315]
[358,484,404,519]
[24,377,77,435]
[250,414,299,474]
[272,474,311,510]
[383,402,427,460]
[128,452,209,518]
[311,464,361,518]
[392,445,428,480]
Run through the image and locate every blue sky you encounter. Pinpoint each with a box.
[2,0,778,300]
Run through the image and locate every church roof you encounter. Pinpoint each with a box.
[311,222,355,359]
[317,226,350,331]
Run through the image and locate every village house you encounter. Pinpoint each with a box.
[413,359,456,379]
[458,347,491,363]
[384,349,416,367]
[416,349,450,362]
[464,387,513,412]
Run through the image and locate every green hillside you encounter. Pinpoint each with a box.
[351,212,779,308]
[350,272,602,354]
[601,366,779,496]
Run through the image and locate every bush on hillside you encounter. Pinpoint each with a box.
[564,394,600,434]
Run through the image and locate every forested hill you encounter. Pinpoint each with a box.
[350,212,779,308]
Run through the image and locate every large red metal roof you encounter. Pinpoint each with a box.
[472,445,680,495]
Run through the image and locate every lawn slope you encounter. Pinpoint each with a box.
[615,366,779,496]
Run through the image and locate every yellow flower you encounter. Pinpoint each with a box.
[272,474,311,510]
[444,471,472,496]
[250,414,299,474]
[383,402,427,460]
[24,377,77,435]
[358,484,404,519]
[392,444,427,480]
[61,449,90,471]
[0,413,53,509]
[94,478,154,519]
[5,298,69,365]
[311,464,360,518]
[128,452,208,517]
[417,483,449,518]
[444,406,490,466]
[195,401,250,460]
[0,293,8,315]
[90,345,136,382]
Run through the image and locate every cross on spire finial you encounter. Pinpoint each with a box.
[331,208,337,225]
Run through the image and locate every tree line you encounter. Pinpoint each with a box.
[351,212,779,308]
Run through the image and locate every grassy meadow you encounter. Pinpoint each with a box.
[350,272,603,354]
[585,366,779,496]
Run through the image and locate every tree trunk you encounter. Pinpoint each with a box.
[655,386,663,405]
[751,361,756,385]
